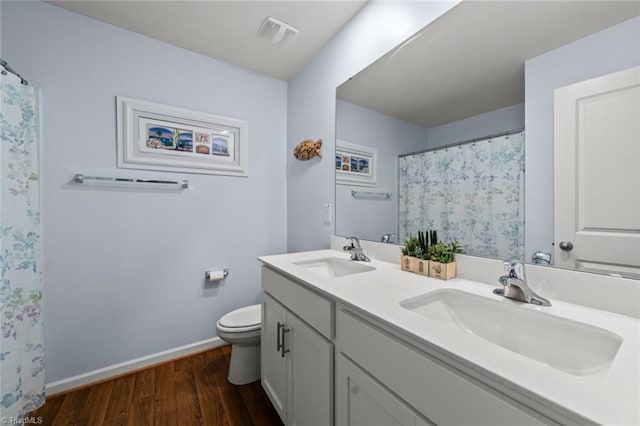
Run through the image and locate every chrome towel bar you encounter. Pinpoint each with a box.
[73,173,189,189]
[350,190,391,199]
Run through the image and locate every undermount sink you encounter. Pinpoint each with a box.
[293,257,375,278]
[400,289,622,376]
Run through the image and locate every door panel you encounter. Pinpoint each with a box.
[262,295,288,422]
[336,355,422,426]
[554,66,640,277]
[287,313,333,426]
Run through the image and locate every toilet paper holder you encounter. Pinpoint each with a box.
[205,268,229,281]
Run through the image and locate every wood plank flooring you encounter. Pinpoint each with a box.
[30,345,283,426]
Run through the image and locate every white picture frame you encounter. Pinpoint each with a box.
[117,96,248,176]
[335,139,377,187]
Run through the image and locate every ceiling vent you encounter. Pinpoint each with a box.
[258,17,300,48]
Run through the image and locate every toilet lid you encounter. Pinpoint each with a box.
[219,304,261,328]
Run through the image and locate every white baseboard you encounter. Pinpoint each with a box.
[45,337,226,396]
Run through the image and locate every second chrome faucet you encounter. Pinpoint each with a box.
[494,260,551,306]
[343,237,371,262]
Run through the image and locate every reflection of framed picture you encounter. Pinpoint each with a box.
[117,96,248,176]
[336,140,377,186]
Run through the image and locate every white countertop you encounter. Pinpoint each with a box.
[259,249,640,425]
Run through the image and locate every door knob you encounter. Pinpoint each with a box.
[558,241,574,251]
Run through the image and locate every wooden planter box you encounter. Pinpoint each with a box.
[429,261,457,280]
[401,255,413,272]
[401,256,430,276]
[414,258,429,276]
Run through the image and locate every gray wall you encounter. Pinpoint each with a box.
[287,1,460,252]
[426,103,524,149]
[335,99,428,242]
[2,1,287,383]
[524,16,640,262]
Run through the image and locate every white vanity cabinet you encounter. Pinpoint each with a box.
[261,267,334,425]
[335,308,551,426]
[259,250,638,425]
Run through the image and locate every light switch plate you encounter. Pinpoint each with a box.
[323,204,332,223]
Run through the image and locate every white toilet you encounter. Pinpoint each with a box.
[216,304,262,385]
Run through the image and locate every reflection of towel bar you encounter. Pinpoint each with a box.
[73,173,189,189]
[351,190,391,199]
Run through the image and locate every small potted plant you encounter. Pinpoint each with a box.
[401,231,434,275]
[428,241,463,280]
[400,236,419,272]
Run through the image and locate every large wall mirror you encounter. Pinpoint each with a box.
[335,1,640,278]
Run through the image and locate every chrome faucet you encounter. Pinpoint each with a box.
[531,251,552,266]
[494,260,551,306]
[343,237,371,262]
[380,233,396,243]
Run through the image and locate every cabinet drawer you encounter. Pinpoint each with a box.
[337,309,547,426]
[262,266,333,339]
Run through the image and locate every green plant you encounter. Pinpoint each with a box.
[430,230,438,247]
[428,241,464,263]
[401,236,419,256]
[417,231,429,259]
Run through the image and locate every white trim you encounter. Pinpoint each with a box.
[45,337,225,396]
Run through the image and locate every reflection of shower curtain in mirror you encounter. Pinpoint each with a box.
[399,132,525,260]
[0,72,45,417]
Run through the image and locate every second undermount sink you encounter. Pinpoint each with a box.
[400,289,622,376]
[293,257,375,278]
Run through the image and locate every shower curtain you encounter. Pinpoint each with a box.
[0,71,45,417]
[399,131,525,260]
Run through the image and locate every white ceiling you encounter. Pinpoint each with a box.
[337,1,640,129]
[49,0,368,81]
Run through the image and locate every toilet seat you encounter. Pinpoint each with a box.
[217,304,261,333]
[216,323,261,333]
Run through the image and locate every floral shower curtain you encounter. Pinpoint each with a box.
[0,71,45,418]
[399,131,525,260]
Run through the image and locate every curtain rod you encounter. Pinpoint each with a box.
[0,58,28,85]
[399,128,524,158]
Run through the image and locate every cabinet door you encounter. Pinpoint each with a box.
[286,312,333,426]
[336,355,424,426]
[262,295,288,423]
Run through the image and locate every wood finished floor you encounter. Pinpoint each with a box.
[30,345,283,426]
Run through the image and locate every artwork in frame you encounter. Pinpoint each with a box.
[117,96,248,176]
[335,140,377,187]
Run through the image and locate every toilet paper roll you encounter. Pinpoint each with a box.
[206,270,226,282]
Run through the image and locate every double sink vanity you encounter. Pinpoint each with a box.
[258,246,639,425]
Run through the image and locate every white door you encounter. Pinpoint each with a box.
[554,66,640,277]
[335,355,423,426]
[261,295,288,423]
[287,312,333,426]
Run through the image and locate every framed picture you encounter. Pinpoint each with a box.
[335,140,377,187]
[117,96,248,176]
